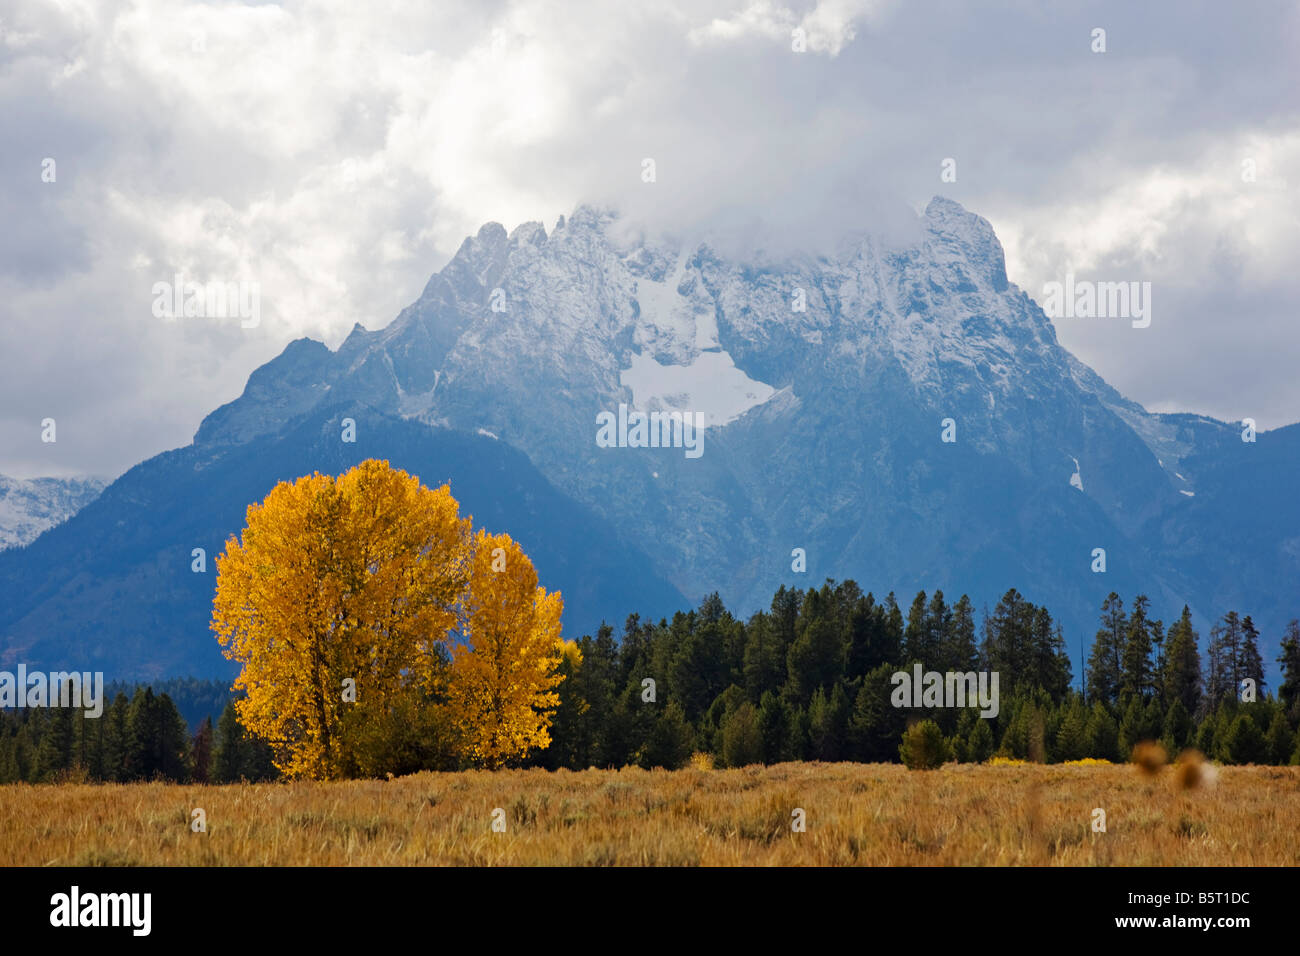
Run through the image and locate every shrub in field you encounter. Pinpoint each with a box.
[899,719,951,770]
[689,752,715,771]
[1130,740,1167,776]
[1173,749,1213,790]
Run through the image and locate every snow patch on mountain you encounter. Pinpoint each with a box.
[0,475,109,550]
[620,350,777,427]
[1069,457,1084,491]
[630,249,726,360]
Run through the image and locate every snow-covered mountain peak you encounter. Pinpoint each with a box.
[922,195,1010,295]
[508,220,548,247]
[199,197,1136,466]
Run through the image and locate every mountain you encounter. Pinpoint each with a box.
[3,197,1296,680]
[191,198,1300,666]
[0,475,108,550]
[0,408,685,679]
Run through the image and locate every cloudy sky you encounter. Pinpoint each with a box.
[3,0,1297,479]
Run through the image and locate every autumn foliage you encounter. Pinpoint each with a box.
[211,459,566,779]
[447,531,568,769]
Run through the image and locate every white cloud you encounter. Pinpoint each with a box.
[687,0,887,56]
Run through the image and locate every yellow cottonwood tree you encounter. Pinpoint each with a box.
[447,530,566,768]
[211,460,471,779]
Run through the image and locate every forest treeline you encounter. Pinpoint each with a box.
[535,584,1300,771]
[3,580,1299,782]
[0,685,274,784]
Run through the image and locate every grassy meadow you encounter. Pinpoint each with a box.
[1,760,1297,866]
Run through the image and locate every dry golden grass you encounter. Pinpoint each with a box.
[1,761,1297,866]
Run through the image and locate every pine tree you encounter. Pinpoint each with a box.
[701,593,745,672]
[846,592,905,676]
[1042,697,1065,762]
[211,700,242,783]
[882,593,905,665]
[699,685,746,757]
[742,613,786,703]
[926,590,952,667]
[1221,714,1267,765]
[1211,705,1237,762]
[1240,616,1266,696]
[984,589,1030,692]
[157,693,190,781]
[127,688,190,780]
[1149,615,1166,707]
[14,722,34,781]
[606,678,655,770]
[617,613,648,688]
[780,703,807,760]
[998,694,1047,761]
[662,618,717,724]
[73,706,106,780]
[1118,695,1163,756]
[102,693,129,782]
[943,595,980,675]
[0,721,17,784]
[1265,709,1292,765]
[904,590,946,667]
[1163,606,1202,717]
[1194,713,1216,758]
[572,626,619,768]
[966,716,994,763]
[783,615,844,707]
[720,701,762,767]
[1279,619,1300,724]
[756,691,794,763]
[1086,594,1126,706]
[1206,612,1243,707]
[1162,698,1194,753]
[1085,702,1120,761]
[1029,606,1072,703]
[949,710,975,763]
[807,684,850,761]
[770,585,801,657]
[1055,696,1090,761]
[847,664,905,762]
[1119,595,1156,705]
[35,707,73,782]
[637,700,693,770]
[533,641,585,770]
